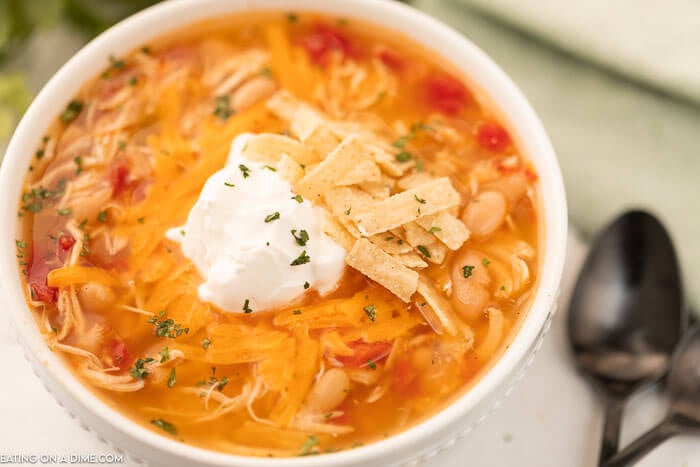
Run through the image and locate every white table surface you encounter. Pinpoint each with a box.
[1,231,698,467]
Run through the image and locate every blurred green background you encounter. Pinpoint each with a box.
[1,0,699,309]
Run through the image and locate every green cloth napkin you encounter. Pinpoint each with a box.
[414,0,700,310]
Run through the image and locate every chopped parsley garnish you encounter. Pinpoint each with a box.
[416,245,431,258]
[292,194,303,203]
[429,226,442,233]
[148,311,190,338]
[290,250,311,266]
[414,194,426,204]
[286,12,299,22]
[299,435,319,456]
[395,151,412,162]
[243,299,253,313]
[141,46,151,55]
[363,304,376,322]
[78,218,87,230]
[202,338,212,350]
[15,240,26,249]
[150,419,177,435]
[259,67,273,78]
[163,368,175,389]
[291,229,309,246]
[117,140,126,151]
[292,309,302,315]
[137,217,145,224]
[179,229,186,236]
[213,95,232,120]
[60,100,83,123]
[72,156,81,175]
[56,208,71,216]
[385,236,394,241]
[344,206,351,215]
[265,212,280,223]
[366,359,377,370]
[35,149,44,159]
[218,376,229,390]
[129,357,155,380]
[264,164,277,171]
[238,164,251,178]
[500,285,506,291]
[159,346,170,363]
[128,76,138,86]
[109,55,125,70]
[462,265,475,278]
[224,182,235,187]
[97,211,107,222]
[303,281,310,290]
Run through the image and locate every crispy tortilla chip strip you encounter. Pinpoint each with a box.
[354,177,461,236]
[295,135,382,200]
[277,154,305,184]
[392,252,429,269]
[416,211,470,250]
[368,233,412,255]
[345,238,418,302]
[266,90,300,120]
[403,222,437,247]
[243,133,316,166]
[420,241,448,264]
[365,143,412,177]
[397,172,434,190]
[321,212,356,251]
[323,186,375,237]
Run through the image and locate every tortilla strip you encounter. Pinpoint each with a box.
[266,90,300,120]
[290,107,339,158]
[365,143,413,177]
[353,177,461,236]
[392,252,428,269]
[277,154,305,184]
[420,241,447,265]
[345,238,418,302]
[297,140,381,199]
[367,234,412,255]
[321,213,355,251]
[397,172,434,191]
[323,187,374,237]
[403,222,437,247]
[244,134,316,166]
[416,211,470,250]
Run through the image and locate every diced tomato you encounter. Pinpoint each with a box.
[109,339,131,370]
[424,72,468,115]
[392,358,420,397]
[108,163,130,197]
[377,49,403,71]
[301,23,355,67]
[336,340,392,368]
[29,281,57,303]
[476,121,511,153]
[57,234,75,251]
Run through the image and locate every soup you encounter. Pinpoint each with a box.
[16,11,540,457]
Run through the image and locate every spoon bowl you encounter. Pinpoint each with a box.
[567,210,685,463]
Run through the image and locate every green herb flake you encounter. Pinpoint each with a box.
[129,357,155,380]
[147,313,190,339]
[137,217,145,224]
[238,164,251,178]
[109,55,126,70]
[97,211,107,222]
[482,258,491,267]
[117,140,126,151]
[259,67,273,78]
[366,359,377,370]
[292,309,302,315]
[150,418,177,435]
[395,151,412,162]
[292,194,303,203]
[35,149,45,159]
[344,206,351,216]
[286,12,299,22]
[299,435,319,456]
[60,100,84,124]
[128,76,138,86]
[428,226,442,233]
[265,212,280,223]
[218,376,229,390]
[243,299,253,314]
[290,250,311,266]
[414,194,426,204]
[167,368,176,388]
[416,245,431,258]
[56,208,71,216]
[500,285,506,291]
[160,346,170,363]
[15,240,26,249]
[291,229,309,246]
[214,95,232,121]
[224,182,235,187]
[264,164,277,171]
[363,304,375,322]
[462,265,475,278]
[141,46,151,55]
[202,338,212,350]
[303,281,310,290]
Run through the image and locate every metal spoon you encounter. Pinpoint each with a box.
[604,324,700,466]
[567,210,686,465]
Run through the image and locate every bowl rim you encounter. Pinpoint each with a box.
[0,0,568,465]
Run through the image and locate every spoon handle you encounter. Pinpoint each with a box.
[598,397,624,465]
[603,419,679,467]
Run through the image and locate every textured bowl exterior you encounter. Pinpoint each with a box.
[0,1,568,466]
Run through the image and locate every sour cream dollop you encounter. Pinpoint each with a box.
[167,134,346,313]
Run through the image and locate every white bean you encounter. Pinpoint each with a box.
[78,282,115,313]
[462,190,506,237]
[306,368,350,413]
[451,250,492,321]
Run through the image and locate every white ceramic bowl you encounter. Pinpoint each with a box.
[0,0,567,465]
